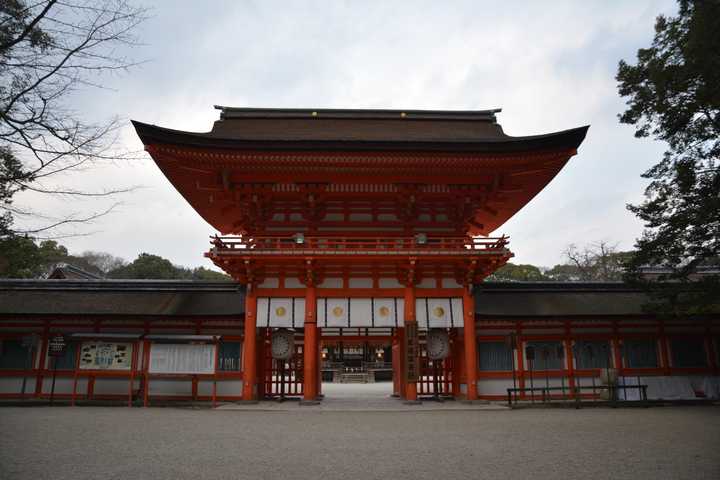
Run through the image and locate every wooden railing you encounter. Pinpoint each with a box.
[209,234,509,253]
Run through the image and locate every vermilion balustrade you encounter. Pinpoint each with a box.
[209,235,509,252]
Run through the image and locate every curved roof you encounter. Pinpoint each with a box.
[133,107,589,236]
[133,106,588,153]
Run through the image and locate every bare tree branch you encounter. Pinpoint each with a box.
[1,0,148,237]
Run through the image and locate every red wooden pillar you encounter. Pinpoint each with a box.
[392,330,400,396]
[450,329,462,398]
[34,323,49,398]
[564,321,575,398]
[142,339,151,407]
[404,284,418,402]
[317,337,323,397]
[395,326,406,399]
[706,325,718,375]
[303,284,319,402]
[463,287,479,400]
[659,320,671,375]
[242,286,258,401]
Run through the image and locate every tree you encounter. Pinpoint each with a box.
[78,250,125,274]
[107,253,231,280]
[1,0,147,237]
[191,266,231,281]
[488,263,547,282]
[617,0,720,314]
[549,242,631,282]
[1,145,27,235]
[108,253,184,280]
[0,235,70,277]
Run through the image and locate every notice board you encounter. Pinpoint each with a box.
[149,344,216,374]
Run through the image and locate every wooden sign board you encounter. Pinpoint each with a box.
[79,342,133,370]
[48,334,67,357]
[403,323,419,382]
[149,344,216,374]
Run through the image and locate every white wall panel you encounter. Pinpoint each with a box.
[258,297,305,327]
[284,277,303,288]
[148,379,191,396]
[373,298,402,327]
[198,380,243,396]
[258,277,279,288]
[93,378,136,395]
[317,298,403,327]
[269,298,293,327]
[477,378,513,395]
[323,298,350,327]
[415,298,463,329]
[0,377,36,394]
[349,278,373,288]
[378,278,402,288]
[318,277,343,288]
[350,299,373,327]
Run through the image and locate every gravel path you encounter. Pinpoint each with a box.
[1,405,719,479]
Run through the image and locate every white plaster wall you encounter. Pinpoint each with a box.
[284,277,304,288]
[443,278,462,288]
[148,379,192,396]
[198,380,243,396]
[416,278,435,289]
[477,378,513,395]
[378,278,402,288]
[349,278,373,288]
[258,277,279,288]
[318,277,342,288]
[93,378,138,395]
[41,377,78,394]
[0,376,37,394]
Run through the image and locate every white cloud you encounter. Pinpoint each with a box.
[13,0,678,269]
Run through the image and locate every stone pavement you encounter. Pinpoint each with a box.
[2,403,719,480]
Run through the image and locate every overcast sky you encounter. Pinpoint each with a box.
[17,0,679,270]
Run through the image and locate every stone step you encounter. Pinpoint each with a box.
[340,373,369,383]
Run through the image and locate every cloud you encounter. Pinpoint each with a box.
[13,0,678,269]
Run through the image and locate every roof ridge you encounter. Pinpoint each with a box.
[213,106,502,122]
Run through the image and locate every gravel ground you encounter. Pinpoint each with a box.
[1,405,719,480]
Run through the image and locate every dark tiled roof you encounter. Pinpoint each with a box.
[3,279,694,319]
[47,264,102,280]
[475,282,650,317]
[0,280,244,316]
[132,107,589,153]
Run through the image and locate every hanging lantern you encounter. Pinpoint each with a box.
[271,329,295,360]
[426,329,450,360]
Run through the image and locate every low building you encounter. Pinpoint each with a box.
[1,279,717,403]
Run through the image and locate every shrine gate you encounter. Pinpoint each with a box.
[132,107,588,402]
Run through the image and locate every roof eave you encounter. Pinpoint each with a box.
[132,120,589,154]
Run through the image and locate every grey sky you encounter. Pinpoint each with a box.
[16,0,678,270]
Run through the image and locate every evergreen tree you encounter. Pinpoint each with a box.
[617,0,720,314]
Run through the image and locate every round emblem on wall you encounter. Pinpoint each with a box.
[378,306,390,317]
[271,329,295,360]
[433,306,446,318]
[426,329,450,360]
[332,306,344,318]
[275,306,287,317]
